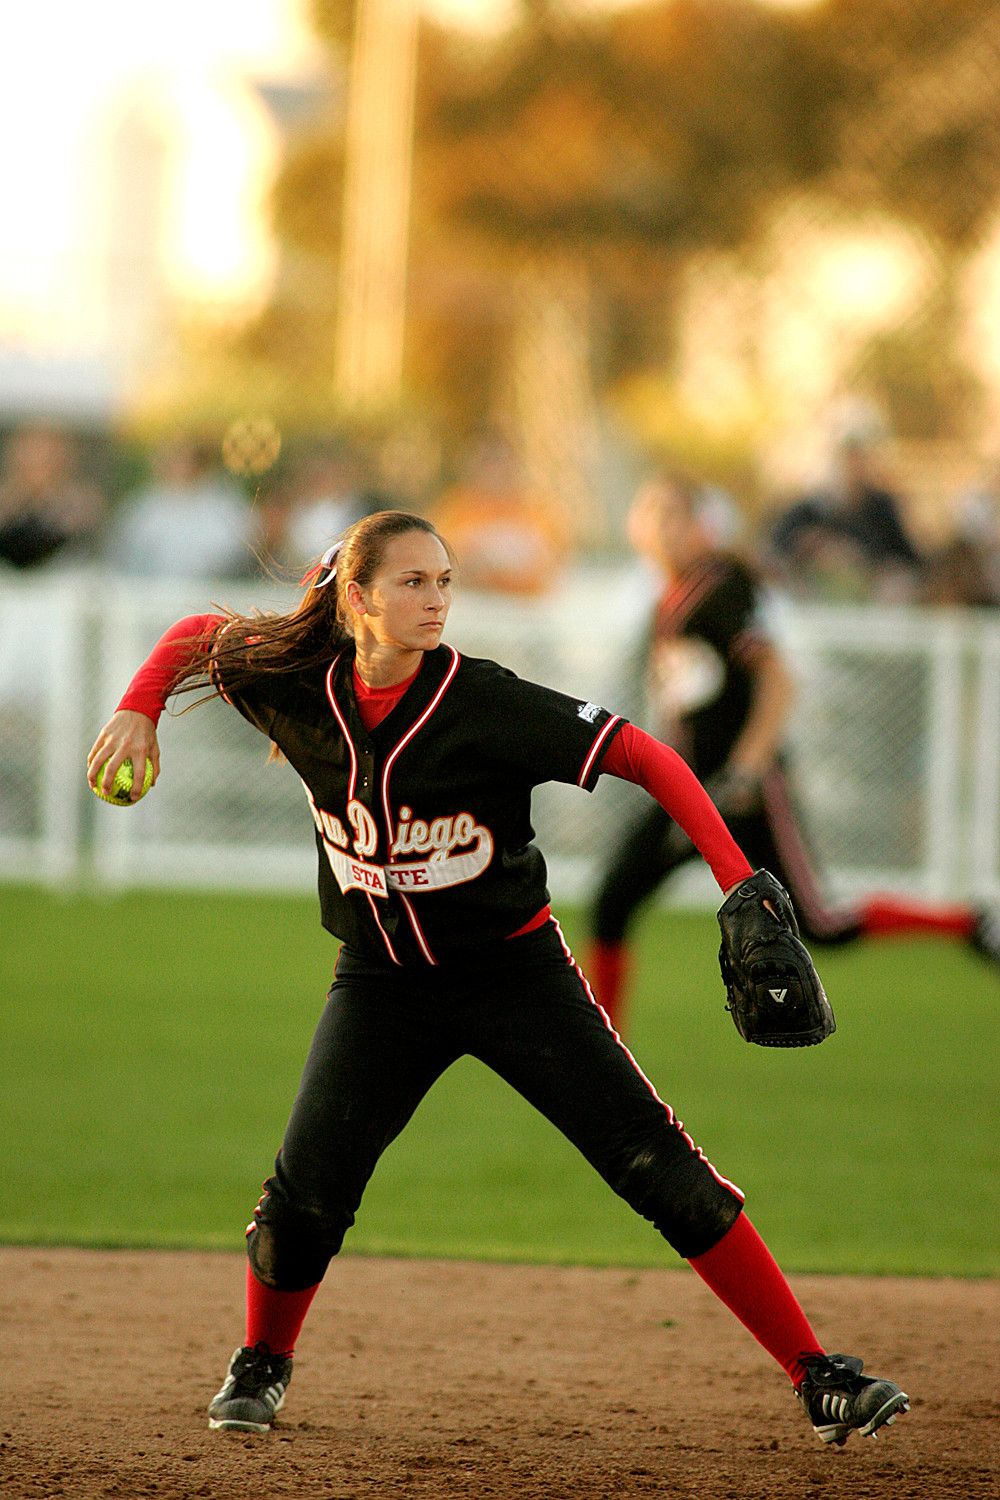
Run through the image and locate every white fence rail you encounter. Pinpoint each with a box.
[2,566,999,904]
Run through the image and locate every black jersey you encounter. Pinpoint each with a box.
[648,554,770,780]
[218,643,626,967]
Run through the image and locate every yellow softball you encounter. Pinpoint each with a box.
[93,756,154,807]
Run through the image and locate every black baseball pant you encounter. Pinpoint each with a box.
[248,921,743,1291]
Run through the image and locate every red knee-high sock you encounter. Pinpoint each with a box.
[588,940,632,1033]
[245,1263,320,1356]
[688,1214,824,1388]
[860,895,975,940]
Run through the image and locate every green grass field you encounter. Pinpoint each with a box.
[3,885,997,1276]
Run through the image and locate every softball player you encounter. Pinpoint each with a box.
[589,472,997,1035]
[87,509,907,1447]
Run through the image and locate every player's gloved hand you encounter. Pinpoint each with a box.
[717,869,836,1047]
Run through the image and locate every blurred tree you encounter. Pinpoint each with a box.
[139,0,1000,508]
[846,281,986,443]
[809,0,1000,246]
[427,1,831,254]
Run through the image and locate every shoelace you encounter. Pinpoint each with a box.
[231,1344,286,1391]
[799,1353,864,1395]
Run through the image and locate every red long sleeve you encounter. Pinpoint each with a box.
[602,724,753,895]
[116,613,224,724]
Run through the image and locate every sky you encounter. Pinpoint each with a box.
[0,0,550,355]
[0,0,318,350]
[0,0,823,358]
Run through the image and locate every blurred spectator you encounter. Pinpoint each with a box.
[0,425,105,569]
[766,429,922,603]
[108,438,255,580]
[429,433,571,597]
[921,536,995,608]
[936,459,1000,606]
[263,444,373,574]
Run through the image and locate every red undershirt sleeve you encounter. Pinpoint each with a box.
[602,723,753,895]
[115,613,225,725]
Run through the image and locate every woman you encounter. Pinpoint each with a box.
[87,510,907,1448]
[589,470,995,1036]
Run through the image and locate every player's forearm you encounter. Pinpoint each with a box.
[116,613,224,724]
[603,724,752,893]
[727,646,795,777]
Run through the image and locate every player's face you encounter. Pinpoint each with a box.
[353,530,453,651]
[628,481,704,573]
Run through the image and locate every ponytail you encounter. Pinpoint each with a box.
[168,509,449,706]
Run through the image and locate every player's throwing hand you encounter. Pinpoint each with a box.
[87,710,160,804]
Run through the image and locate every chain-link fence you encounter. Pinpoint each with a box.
[2,569,998,905]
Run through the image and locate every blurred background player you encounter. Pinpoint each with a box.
[588,469,999,1036]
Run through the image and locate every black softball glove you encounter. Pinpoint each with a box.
[717,869,836,1047]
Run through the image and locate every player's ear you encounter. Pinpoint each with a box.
[345,579,367,616]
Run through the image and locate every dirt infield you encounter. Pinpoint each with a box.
[3,1248,997,1500]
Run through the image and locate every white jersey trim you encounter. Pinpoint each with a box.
[380,646,461,845]
[399,892,436,964]
[325,650,402,961]
[378,645,461,965]
[325,652,357,798]
[578,714,622,788]
[209,620,238,706]
[366,890,401,965]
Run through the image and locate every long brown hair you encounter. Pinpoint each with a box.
[170,509,450,704]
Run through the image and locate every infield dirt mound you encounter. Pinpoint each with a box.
[3,1248,996,1499]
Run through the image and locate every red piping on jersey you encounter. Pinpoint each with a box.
[660,559,725,630]
[550,916,744,1202]
[378,645,462,966]
[379,645,461,845]
[209,621,238,706]
[365,890,402,966]
[325,653,358,799]
[326,652,402,964]
[578,714,622,788]
[399,892,436,963]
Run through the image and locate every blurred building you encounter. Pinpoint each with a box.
[0,45,328,428]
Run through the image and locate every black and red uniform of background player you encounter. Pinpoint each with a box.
[589,472,996,1036]
[87,509,908,1444]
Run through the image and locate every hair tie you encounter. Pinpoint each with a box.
[299,540,343,590]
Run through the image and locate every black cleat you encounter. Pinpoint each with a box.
[208,1343,293,1433]
[798,1353,909,1445]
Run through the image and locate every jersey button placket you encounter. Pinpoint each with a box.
[358,749,375,807]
